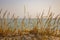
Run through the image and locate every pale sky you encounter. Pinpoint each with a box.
[0,0,60,18]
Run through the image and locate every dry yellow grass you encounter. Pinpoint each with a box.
[0,8,60,40]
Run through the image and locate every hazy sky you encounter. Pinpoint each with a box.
[0,0,60,18]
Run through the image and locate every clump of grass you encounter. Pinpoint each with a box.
[0,7,60,40]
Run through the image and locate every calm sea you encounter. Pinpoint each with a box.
[0,18,60,30]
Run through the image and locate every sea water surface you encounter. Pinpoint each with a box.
[0,18,60,30]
